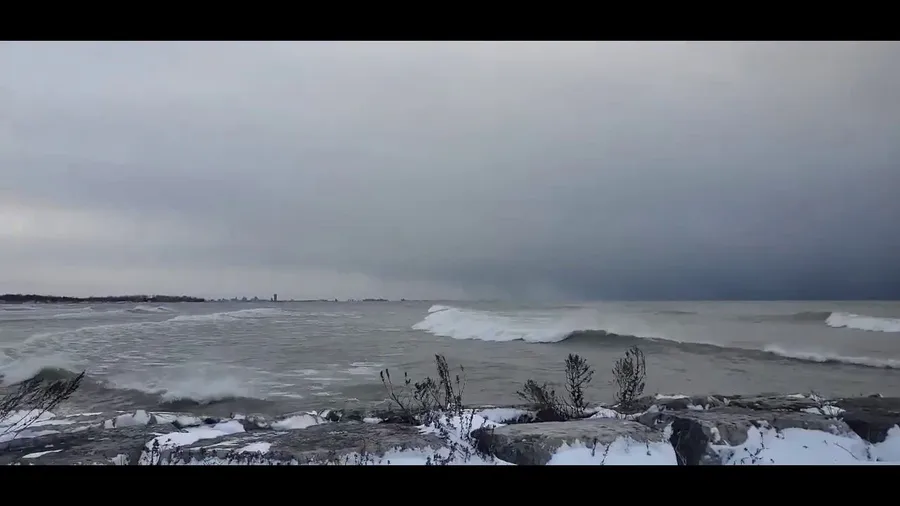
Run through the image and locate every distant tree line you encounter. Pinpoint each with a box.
[0,294,206,304]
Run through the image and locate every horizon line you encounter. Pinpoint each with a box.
[1,293,898,304]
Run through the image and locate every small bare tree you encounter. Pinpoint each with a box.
[379,355,495,465]
[612,346,646,410]
[379,354,466,424]
[0,371,85,439]
[563,353,594,416]
[516,379,566,419]
[516,353,595,420]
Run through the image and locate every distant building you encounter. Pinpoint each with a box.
[273,293,278,302]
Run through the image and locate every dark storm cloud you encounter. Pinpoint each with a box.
[1,41,898,299]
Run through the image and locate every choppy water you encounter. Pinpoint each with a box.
[2,300,899,417]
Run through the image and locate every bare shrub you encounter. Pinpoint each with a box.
[516,379,567,420]
[612,346,646,410]
[378,369,418,424]
[516,353,594,420]
[379,354,466,423]
[563,353,594,417]
[0,371,85,439]
[379,355,493,465]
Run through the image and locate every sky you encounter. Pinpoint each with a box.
[1,41,899,301]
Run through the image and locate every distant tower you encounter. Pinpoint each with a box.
[273,293,278,302]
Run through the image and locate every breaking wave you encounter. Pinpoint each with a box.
[762,345,900,369]
[414,305,900,370]
[825,312,900,333]
[741,311,900,332]
[0,361,277,414]
[0,354,84,385]
[167,307,288,323]
[128,305,175,314]
[414,304,600,343]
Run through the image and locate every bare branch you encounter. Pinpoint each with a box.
[0,370,85,437]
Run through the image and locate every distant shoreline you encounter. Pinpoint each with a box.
[0,294,406,304]
[0,294,206,304]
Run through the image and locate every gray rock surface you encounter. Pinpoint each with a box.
[4,425,169,465]
[639,407,854,465]
[835,396,900,443]
[724,395,820,412]
[613,394,729,414]
[651,395,728,411]
[3,394,897,465]
[472,418,665,466]
[0,410,185,465]
[157,421,447,465]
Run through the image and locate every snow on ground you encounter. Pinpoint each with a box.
[29,418,75,427]
[548,438,677,465]
[419,410,499,444]
[139,420,246,465]
[271,413,327,430]
[317,446,508,465]
[589,407,640,420]
[802,406,845,416]
[475,407,532,423]
[547,424,900,466]
[872,426,900,461]
[22,449,62,459]
[105,409,152,428]
[152,413,204,427]
[109,454,130,465]
[655,394,689,400]
[4,403,900,465]
[1,409,55,431]
[710,425,900,465]
[0,410,63,442]
[237,442,272,454]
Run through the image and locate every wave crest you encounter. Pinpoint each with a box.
[168,307,289,323]
[0,354,84,385]
[762,345,900,369]
[128,305,174,314]
[413,305,900,370]
[415,305,587,343]
[0,355,275,412]
[825,312,900,333]
[414,304,667,344]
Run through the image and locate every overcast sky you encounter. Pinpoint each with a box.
[1,41,898,300]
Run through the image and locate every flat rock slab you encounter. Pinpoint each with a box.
[0,410,211,465]
[835,397,900,443]
[724,395,820,412]
[652,395,728,411]
[639,408,854,465]
[615,394,822,415]
[158,422,447,465]
[4,426,164,465]
[472,418,665,466]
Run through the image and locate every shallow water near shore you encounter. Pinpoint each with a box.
[2,300,900,417]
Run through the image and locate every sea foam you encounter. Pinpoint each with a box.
[825,312,900,333]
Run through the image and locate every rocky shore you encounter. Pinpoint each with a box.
[2,392,899,465]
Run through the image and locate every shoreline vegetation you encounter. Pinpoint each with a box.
[0,294,402,304]
[3,345,898,465]
[0,294,206,304]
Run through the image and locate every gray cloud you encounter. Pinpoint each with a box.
[1,41,898,300]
